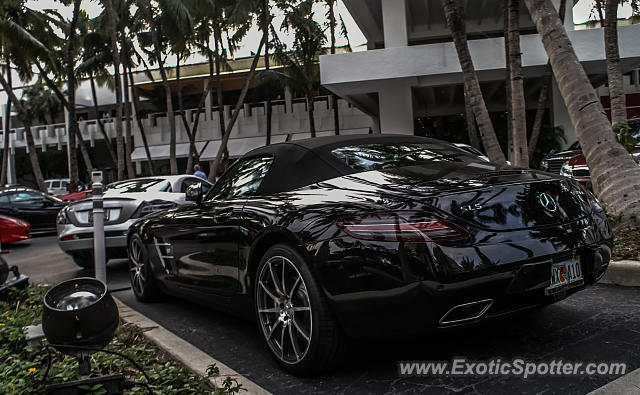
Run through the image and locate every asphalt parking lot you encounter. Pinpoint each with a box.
[8,235,640,394]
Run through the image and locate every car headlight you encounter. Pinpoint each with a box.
[131,200,177,219]
[560,162,573,177]
[57,208,69,225]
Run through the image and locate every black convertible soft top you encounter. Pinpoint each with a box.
[242,134,444,195]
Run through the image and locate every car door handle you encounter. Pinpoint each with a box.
[214,208,233,223]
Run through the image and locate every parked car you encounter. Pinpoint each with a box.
[0,187,66,234]
[540,141,582,173]
[560,118,640,188]
[45,179,71,196]
[59,190,91,201]
[0,214,30,244]
[126,135,612,374]
[57,175,212,268]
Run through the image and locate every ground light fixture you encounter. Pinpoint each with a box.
[41,277,152,394]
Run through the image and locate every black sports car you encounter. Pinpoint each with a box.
[127,134,613,374]
[0,187,66,233]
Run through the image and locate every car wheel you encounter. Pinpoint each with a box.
[255,244,345,375]
[128,233,161,302]
[70,252,94,269]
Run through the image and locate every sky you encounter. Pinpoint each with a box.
[25,0,635,60]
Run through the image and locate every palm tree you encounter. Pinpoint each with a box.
[604,0,627,126]
[323,0,350,136]
[1,60,11,186]
[507,0,528,167]
[527,0,566,157]
[0,1,52,191]
[441,0,506,163]
[266,1,326,137]
[524,0,640,229]
[104,0,126,180]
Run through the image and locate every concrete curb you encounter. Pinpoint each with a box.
[599,260,640,287]
[114,297,271,395]
[589,368,640,394]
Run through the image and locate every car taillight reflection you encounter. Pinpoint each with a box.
[338,212,468,242]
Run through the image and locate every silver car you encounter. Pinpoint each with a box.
[56,175,211,268]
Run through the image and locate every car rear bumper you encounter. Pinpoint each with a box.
[57,219,137,256]
[308,213,612,339]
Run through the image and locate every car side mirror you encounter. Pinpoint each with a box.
[185,183,203,204]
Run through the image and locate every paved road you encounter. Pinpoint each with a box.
[9,236,640,394]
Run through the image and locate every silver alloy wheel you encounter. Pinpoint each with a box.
[129,237,146,295]
[256,255,312,364]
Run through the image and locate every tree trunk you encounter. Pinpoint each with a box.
[154,46,177,175]
[90,74,118,165]
[262,0,273,145]
[66,0,82,189]
[528,0,566,156]
[524,0,640,229]
[128,67,154,175]
[503,0,513,162]
[1,63,11,186]
[464,86,480,149]
[508,0,529,167]
[528,79,549,155]
[176,59,198,174]
[211,37,266,179]
[328,0,340,135]
[208,34,228,182]
[122,61,135,179]
[307,94,316,137]
[441,0,507,163]
[0,73,46,191]
[106,0,125,180]
[604,0,627,125]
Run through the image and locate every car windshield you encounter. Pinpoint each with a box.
[106,179,167,193]
[331,143,482,172]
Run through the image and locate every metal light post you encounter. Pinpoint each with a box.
[92,171,106,283]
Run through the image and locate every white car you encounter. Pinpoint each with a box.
[45,178,71,196]
[56,175,212,268]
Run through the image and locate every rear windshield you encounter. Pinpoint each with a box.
[331,143,483,171]
[106,179,168,193]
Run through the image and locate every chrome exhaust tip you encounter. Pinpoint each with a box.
[439,299,493,326]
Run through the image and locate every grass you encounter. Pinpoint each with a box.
[612,227,640,261]
[0,285,244,394]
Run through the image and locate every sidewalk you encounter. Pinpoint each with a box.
[600,260,640,287]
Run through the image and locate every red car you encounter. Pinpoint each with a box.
[0,214,31,244]
[59,190,91,201]
[561,146,640,190]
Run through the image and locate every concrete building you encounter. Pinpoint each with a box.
[319,0,640,148]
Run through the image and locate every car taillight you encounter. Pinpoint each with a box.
[337,212,468,242]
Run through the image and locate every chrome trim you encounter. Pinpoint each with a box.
[153,238,173,274]
[439,299,494,326]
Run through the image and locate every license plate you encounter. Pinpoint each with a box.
[88,210,110,223]
[546,256,583,294]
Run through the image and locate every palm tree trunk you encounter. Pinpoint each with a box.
[528,0,566,156]
[90,73,118,165]
[176,58,197,173]
[128,67,154,175]
[153,45,177,175]
[503,0,514,162]
[122,62,135,179]
[441,0,506,163]
[105,0,125,180]
[2,63,11,186]
[211,36,266,179]
[507,0,529,167]
[524,0,640,229]
[604,0,627,125]
[306,94,316,137]
[66,0,82,189]
[528,79,549,155]
[464,86,480,149]
[328,0,340,135]
[0,73,46,191]
[262,0,273,145]
[208,34,227,182]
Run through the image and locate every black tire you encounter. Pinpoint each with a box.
[254,243,346,375]
[128,233,161,302]
[70,252,94,269]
